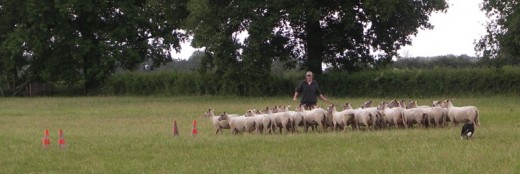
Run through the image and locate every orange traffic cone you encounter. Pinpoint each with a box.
[58,129,66,149]
[192,120,198,137]
[42,129,50,148]
[172,120,179,136]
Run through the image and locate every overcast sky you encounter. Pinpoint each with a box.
[399,0,488,58]
[172,0,488,59]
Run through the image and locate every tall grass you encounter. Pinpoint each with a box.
[0,96,519,173]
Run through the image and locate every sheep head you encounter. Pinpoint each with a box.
[361,100,372,108]
[204,109,214,117]
[218,112,229,121]
[344,102,353,110]
[245,110,255,117]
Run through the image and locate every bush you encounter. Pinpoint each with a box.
[102,67,520,97]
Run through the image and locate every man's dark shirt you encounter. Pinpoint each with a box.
[295,80,322,104]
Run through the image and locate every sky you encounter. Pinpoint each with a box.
[171,0,488,60]
[399,0,488,58]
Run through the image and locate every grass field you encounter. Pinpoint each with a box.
[0,96,519,173]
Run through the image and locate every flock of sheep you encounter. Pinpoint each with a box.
[204,99,480,134]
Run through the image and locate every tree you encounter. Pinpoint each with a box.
[477,0,520,65]
[187,0,448,76]
[0,0,188,94]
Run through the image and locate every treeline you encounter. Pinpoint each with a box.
[393,54,519,69]
[101,66,520,97]
[393,55,479,69]
[4,54,520,97]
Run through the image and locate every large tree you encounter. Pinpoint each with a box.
[187,0,448,76]
[477,0,520,65]
[0,0,188,93]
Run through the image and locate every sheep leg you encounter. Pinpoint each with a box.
[256,126,261,134]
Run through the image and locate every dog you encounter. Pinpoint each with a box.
[461,122,475,140]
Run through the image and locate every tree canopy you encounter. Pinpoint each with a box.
[1,0,450,95]
[477,0,520,65]
[0,0,188,93]
[187,0,448,76]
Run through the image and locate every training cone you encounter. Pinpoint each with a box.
[172,120,179,136]
[42,129,50,148]
[58,129,66,149]
[192,120,198,137]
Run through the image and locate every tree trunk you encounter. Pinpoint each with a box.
[304,18,324,74]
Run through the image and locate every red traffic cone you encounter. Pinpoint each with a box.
[58,129,66,149]
[192,120,198,137]
[42,129,50,148]
[172,120,179,136]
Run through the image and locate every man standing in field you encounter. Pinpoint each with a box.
[293,71,333,109]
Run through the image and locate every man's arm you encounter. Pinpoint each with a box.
[293,81,303,101]
[319,94,333,104]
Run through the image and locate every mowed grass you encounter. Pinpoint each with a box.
[0,96,519,173]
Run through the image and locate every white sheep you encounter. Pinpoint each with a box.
[359,101,384,129]
[204,109,230,134]
[407,101,445,128]
[327,104,355,132]
[271,106,293,134]
[286,109,305,133]
[403,107,428,128]
[395,100,428,128]
[441,99,480,126]
[298,105,327,132]
[378,102,407,129]
[246,109,269,134]
[350,109,372,130]
[433,100,452,126]
[218,112,256,134]
[260,107,277,134]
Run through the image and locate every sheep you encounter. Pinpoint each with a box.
[246,108,270,134]
[393,100,428,128]
[260,107,276,134]
[407,101,445,128]
[352,109,373,130]
[324,107,335,130]
[285,108,305,133]
[271,106,293,134]
[377,102,407,129]
[402,106,428,128]
[433,100,450,126]
[204,109,230,134]
[298,105,327,132]
[327,104,355,132]
[441,99,480,126]
[358,101,384,129]
[218,112,256,134]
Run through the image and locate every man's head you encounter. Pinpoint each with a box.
[305,71,313,81]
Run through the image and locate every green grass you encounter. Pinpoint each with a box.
[0,96,519,173]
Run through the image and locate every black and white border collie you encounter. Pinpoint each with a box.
[461,122,475,140]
